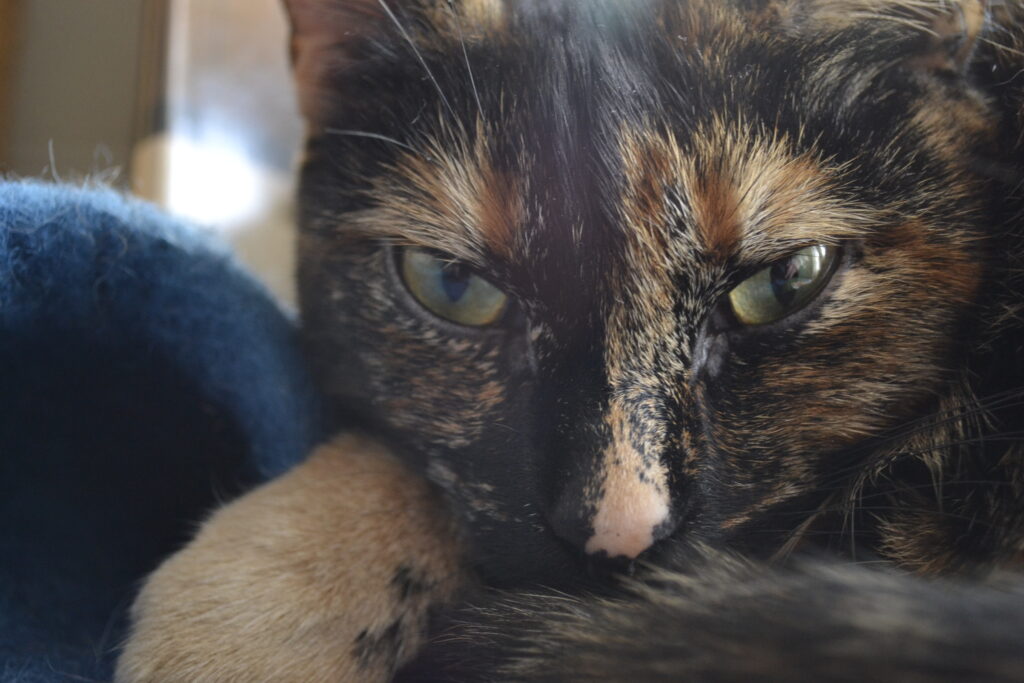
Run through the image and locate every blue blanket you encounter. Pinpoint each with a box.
[0,181,323,681]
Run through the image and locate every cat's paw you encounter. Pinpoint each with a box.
[115,434,466,683]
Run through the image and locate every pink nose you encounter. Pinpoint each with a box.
[548,402,675,561]
[584,473,671,559]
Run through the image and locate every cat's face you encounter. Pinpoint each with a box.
[289,0,1005,586]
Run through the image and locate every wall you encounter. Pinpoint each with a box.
[0,0,300,305]
[1,0,159,182]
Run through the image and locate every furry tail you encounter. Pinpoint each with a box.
[400,550,1024,682]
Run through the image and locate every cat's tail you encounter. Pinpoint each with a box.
[401,548,1024,682]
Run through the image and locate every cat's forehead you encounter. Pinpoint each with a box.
[357,25,878,272]
[371,118,869,271]
[322,0,987,285]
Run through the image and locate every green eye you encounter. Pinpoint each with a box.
[728,245,838,326]
[399,248,509,327]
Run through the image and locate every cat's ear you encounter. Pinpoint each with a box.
[778,0,987,73]
[283,0,505,123]
[282,0,392,122]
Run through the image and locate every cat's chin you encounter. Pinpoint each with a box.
[464,522,700,592]
[466,525,595,591]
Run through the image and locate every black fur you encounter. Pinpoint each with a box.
[400,548,1024,682]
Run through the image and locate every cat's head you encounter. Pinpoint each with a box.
[286,0,1020,586]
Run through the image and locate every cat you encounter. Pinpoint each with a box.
[116,0,1024,680]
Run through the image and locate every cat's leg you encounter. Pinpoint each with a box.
[115,433,466,683]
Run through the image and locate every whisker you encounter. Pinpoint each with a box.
[750,528,875,536]
[982,35,1024,60]
[845,505,1009,527]
[831,387,1024,463]
[765,480,1021,546]
[446,0,485,124]
[771,492,839,562]
[324,128,421,155]
[843,11,938,38]
[810,476,1017,499]
[378,0,458,119]
[817,431,1024,486]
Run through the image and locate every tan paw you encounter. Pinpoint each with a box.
[115,434,466,682]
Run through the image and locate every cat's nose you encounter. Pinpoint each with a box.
[549,464,674,560]
[583,469,672,559]
[549,412,675,560]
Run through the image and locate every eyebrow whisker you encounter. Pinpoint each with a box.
[377,0,459,120]
[446,0,485,125]
[324,128,421,155]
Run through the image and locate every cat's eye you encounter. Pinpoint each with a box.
[728,245,838,326]
[399,248,509,327]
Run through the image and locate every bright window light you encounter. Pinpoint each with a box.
[164,133,264,230]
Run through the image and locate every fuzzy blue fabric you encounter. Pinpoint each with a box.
[0,181,323,682]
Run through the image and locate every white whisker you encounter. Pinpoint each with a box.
[378,0,459,119]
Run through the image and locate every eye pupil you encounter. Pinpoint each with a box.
[440,264,472,302]
[770,259,800,308]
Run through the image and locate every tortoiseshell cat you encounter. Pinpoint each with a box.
[117,0,1024,680]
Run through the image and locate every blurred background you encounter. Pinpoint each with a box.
[0,0,303,306]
